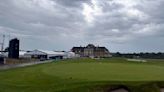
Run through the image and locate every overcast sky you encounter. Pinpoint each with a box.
[0,0,164,52]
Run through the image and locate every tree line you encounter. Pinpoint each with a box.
[112,52,164,59]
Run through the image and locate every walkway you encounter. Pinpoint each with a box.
[0,60,52,70]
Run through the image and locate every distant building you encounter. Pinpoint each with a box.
[19,51,30,58]
[65,51,77,59]
[8,38,19,59]
[72,44,111,58]
[24,50,74,60]
[0,53,5,64]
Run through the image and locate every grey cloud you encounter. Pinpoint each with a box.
[54,0,91,7]
[85,0,164,39]
[0,0,164,52]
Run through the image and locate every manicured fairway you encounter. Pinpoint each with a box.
[43,62,164,81]
[0,58,164,92]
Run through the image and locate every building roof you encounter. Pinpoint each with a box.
[72,45,109,51]
[39,50,57,55]
[71,47,84,51]
[25,50,47,55]
[19,51,27,56]
[39,50,66,56]
[25,50,66,56]
[72,47,84,49]
[0,52,2,57]
[86,44,95,48]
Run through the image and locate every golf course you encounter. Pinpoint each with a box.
[0,58,164,92]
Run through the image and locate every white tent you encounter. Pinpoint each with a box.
[25,50,66,60]
[0,52,8,57]
[39,50,66,59]
[24,50,78,60]
[65,51,76,58]
[25,50,47,56]
[0,52,2,57]
[24,50,47,60]
[19,51,30,58]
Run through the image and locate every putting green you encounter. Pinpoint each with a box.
[43,62,164,81]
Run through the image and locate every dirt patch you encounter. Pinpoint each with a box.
[110,88,129,92]
[91,83,164,92]
[161,88,164,92]
[109,86,129,92]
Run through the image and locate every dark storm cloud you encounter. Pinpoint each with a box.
[0,0,164,52]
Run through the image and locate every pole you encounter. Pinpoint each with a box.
[1,35,5,51]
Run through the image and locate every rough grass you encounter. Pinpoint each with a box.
[0,58,164,92]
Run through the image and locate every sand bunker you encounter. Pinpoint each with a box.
[127,59,147,62]
[110,88,129,92]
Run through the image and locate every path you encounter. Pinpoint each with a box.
[0,60,52,70]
